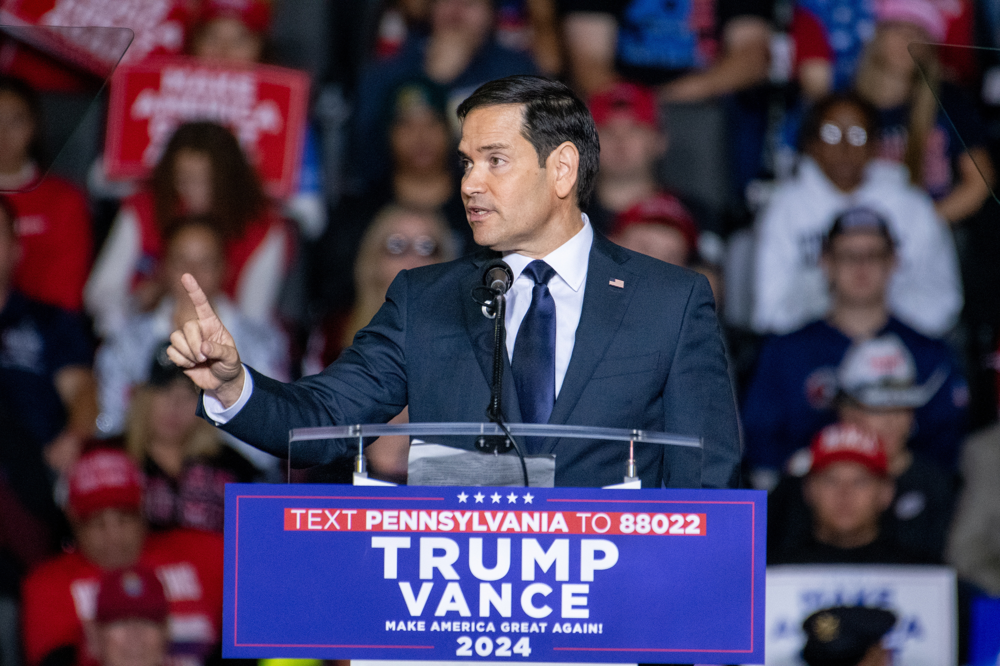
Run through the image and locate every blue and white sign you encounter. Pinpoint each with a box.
[757,565,957,666]
[223,484,766,664]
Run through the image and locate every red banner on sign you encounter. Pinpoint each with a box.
[0,0,190,77]
[104,56,310,199]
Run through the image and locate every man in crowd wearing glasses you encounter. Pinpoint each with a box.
[751,92,961,340]
[743,207,968,489]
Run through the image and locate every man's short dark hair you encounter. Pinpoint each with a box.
[457,75,600,207]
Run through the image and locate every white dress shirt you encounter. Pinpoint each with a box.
[502,217,592,397]
[205,215,594,423]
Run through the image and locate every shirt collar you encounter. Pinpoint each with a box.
[503,214,593,292]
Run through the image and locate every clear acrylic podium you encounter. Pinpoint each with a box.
[286,422,702,488]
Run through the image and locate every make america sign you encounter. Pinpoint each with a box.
[223,484,766,664]
[105,56,310,198]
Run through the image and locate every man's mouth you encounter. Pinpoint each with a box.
[466,206,493,222]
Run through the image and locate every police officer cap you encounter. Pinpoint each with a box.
[801,605,896,666]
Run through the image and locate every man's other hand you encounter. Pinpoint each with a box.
[167,273,245,408]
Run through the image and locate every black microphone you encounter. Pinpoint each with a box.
[483,259,513,294]
[471,260,514,319]
[469,259,528,485]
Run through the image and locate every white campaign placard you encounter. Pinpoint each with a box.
[750,565,956,666]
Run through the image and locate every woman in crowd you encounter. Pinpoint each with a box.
[854,1,994,224]
[186,0,327,242]
[125,345,260,532]
[306,203,456,483]
[0,76,92,311]
[316,76,468,314]
[85,121,291,335]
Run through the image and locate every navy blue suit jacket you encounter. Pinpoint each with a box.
[211,233,741,488]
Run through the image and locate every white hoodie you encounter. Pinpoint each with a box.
[752,157,962,337]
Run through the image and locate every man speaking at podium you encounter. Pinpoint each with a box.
[168,75,741,489]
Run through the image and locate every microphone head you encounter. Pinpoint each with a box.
[483,260,513,294]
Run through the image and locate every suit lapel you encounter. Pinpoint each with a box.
[462,250,523,423]
[545,234,637,437]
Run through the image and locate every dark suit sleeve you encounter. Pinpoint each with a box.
[661,274,741,489]
[203,273,413,464]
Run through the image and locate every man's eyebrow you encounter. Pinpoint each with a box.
[478,142,511,152]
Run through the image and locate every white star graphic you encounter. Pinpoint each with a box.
[491,492,502,503]
[522,493,534,504]
[507,492,519,504]
[474,492,485,503]
[457,492,468,503]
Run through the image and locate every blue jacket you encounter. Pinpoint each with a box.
[209,234,741,489]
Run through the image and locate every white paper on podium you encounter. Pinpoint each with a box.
[407,443,556,487]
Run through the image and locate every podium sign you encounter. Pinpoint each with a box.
[223,484,766,664]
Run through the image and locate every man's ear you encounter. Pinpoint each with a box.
[550,141,580,201]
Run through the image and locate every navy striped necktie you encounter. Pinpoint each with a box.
[511,260,557,445]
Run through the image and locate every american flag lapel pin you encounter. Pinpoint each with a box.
[609,278,625,289]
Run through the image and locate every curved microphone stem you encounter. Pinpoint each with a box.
[487,294,506,422]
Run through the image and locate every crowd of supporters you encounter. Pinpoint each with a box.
[1,0,999,664]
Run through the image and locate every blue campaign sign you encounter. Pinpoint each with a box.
[223,484,766,664]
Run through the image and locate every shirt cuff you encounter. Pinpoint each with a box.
[202,366,253,425]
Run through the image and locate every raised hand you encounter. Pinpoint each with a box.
[167,273,245,407]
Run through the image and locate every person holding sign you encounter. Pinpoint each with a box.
[168,75,740,489]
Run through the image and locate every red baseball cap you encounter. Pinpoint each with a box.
[68,449,144,520]
[611,192,700,253]
[588,82,659,129]
[200,0,272,34]
[96,566,169,624]
[809,423,888,477]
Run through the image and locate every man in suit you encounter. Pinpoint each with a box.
[168,75,740,489]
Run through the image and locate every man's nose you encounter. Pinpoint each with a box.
[461,163,486,196]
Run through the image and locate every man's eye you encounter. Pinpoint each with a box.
[459,159,471,172]
[490,156,504,166]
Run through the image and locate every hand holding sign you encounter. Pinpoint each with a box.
[167,273,245,407]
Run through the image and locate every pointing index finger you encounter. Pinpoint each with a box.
[181,273,219,324]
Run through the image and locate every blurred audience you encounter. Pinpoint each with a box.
[92,566,170,666]
[744,208,967,484]
[947,423,1000,596]
[186,0,327,242]
[752,93,962,338]
[0,76,92,311]
[608,193,723,305]
[95,217,288,438]
[834,335,957,560]
[586,82,668,235]
[558,0,773,228]
[768,336,958,563]
[317,77,469,313]
[0,475,52,666]
[0,195,96,477]
[558,0,772,99]
[85,122,291,335]
[801,605,896,666]
[125,344,261,533]
[768,422,930,565]
[307,204,457,483]
[21,449,223,666]
[854,1,994,224]
[1,1,999,658]
[187,0,270,65]
[348,0,537,189]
